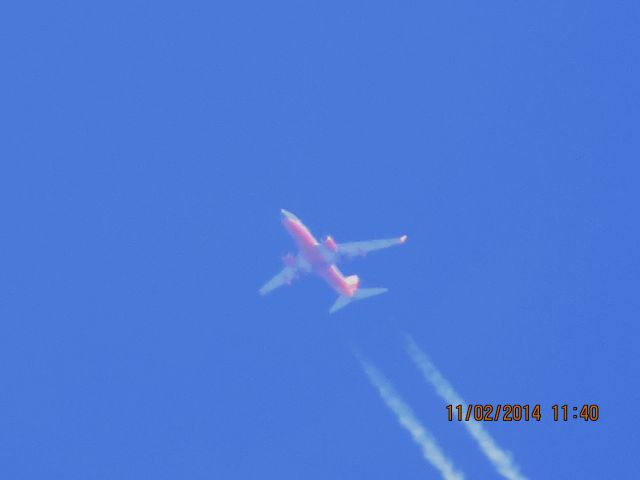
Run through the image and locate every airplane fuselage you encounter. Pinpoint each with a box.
[281,210,357,297]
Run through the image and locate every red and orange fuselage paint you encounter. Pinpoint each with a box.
[281,210,358,297]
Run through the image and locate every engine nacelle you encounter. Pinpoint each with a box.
[323,235,338,253]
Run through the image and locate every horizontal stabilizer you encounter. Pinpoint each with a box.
[329,287,388,314]
[354,287,388,300]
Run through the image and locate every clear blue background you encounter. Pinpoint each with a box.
[2,1,638,478]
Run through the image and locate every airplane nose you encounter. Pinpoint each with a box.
[280,208,295,219]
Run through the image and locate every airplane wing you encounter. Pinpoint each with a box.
[337,235,407,259]
[258,266,297,295]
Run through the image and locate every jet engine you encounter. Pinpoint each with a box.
[323,235,338,253]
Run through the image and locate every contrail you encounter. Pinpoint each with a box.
[355,352,465,480]
[405,335,527,480]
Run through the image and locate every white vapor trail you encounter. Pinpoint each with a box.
[405,335,527,480]
[356,353,465,480]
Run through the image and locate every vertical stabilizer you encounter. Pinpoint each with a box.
[344,274,360,296]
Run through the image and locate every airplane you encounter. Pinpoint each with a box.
[259,209,407,313]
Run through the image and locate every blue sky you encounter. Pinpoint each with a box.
[2,1,639,478]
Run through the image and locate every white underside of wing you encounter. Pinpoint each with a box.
[337,235,407,259]
[258,266,296,295]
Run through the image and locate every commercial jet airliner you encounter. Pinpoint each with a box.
[259,209,407,313]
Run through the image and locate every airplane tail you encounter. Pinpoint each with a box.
[329,287,388,314]
[345,274,360,295]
